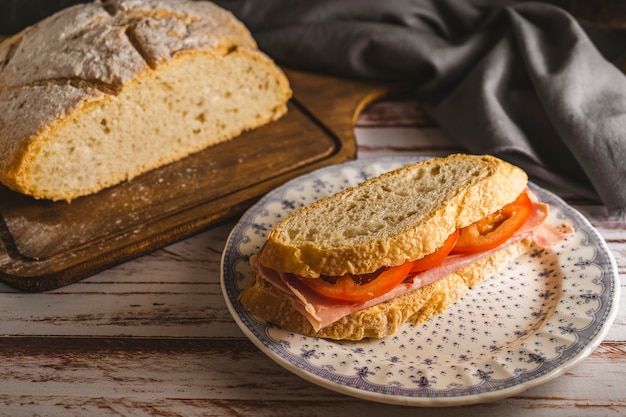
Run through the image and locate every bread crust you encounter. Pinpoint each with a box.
[240,239,534,341]
[257,154,528,278]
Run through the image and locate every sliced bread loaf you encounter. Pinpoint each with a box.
[0,0,291,201]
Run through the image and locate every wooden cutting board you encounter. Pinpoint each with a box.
[0,68,390,291]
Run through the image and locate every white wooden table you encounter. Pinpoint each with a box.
[0,100,623,416]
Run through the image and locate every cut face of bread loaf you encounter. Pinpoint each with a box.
[257,154,528,278]
[0,0,291,201]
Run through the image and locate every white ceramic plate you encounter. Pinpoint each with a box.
[220,156,620,406]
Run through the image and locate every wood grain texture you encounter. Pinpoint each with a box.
[0,97,623,417]
[0,338,624,417]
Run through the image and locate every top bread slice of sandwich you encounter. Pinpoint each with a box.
[256,154,528,279]
[0,0,291,202]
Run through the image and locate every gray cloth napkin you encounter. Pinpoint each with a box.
[215,0,626,218]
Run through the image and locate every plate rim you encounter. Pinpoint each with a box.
[220,155,620,406]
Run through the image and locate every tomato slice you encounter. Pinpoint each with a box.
[410,229,459,273]
[299,261,414,303]
[452,191,532,254]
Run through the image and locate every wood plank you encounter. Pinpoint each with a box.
[356,99,437,128]
[0,337,623,416]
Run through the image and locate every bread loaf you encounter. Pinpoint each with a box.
[0,0,292,201]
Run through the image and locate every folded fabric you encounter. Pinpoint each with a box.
[215,0,626,218]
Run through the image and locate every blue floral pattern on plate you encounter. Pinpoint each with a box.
[220,156,620,406]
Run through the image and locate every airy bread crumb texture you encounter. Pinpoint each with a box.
[0,0,291,201]
[25,49,288,200]
[257,154,528,278]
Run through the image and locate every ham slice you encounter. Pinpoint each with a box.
[251,194,570,331]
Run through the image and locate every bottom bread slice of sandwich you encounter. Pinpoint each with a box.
[239,154,571,340]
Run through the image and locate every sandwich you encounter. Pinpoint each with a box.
[239,154,570,340]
